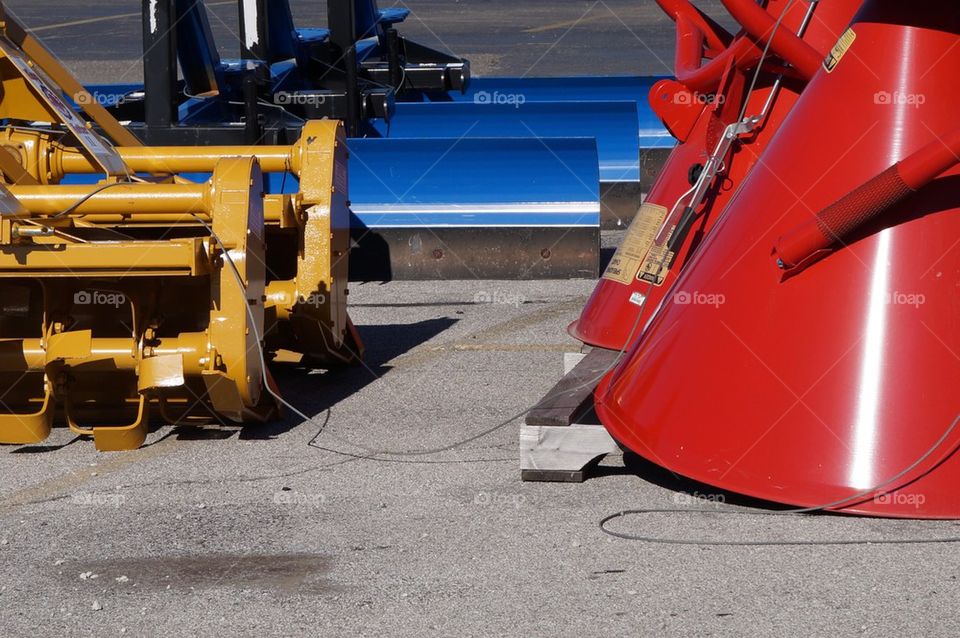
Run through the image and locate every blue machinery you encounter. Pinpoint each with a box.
[82,0,674,279]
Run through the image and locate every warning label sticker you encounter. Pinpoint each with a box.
[628,291,646,307]
[824,28,856,73]
[0,39,128,176]
[602,202,668,285]
[639,242,674,286]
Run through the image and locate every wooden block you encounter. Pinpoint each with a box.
[525,347,620,427]
[563,351,587,375]
[519,423,621,482]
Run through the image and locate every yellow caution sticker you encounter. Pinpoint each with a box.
[824,28,856,73]
[602,202,668,285]
[639,242,674,286]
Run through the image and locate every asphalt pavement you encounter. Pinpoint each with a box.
[2,2,960,638]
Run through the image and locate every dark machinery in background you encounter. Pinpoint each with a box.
[73,0,676,280]
[110,0,469,143]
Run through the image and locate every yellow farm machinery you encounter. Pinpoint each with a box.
[0,5,360,451]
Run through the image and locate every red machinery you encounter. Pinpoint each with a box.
[595,1,960,518]
[570,0,862,350]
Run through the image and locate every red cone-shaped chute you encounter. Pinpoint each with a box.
[595,1,960,518]
[570,0,862,351]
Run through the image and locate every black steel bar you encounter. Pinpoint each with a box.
[141,0,179,129]
[328,0,361,136]
[385,27,403,89]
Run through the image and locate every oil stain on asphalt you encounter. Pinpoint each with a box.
[63,553,334,595]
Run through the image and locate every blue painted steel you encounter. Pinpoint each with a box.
[82,81,666,184]
[368,101,656,182]
[375,8,411,26]
[83,84,142,108]
[59,137,600,230]
[174,0,223,96]
[355,1,410,38]
[402,75,673,154]
[80,83,662,184]
[88,77,676,175]
[410,75,665,105]
[344,137,599,228]
[79,0,674,190]
[294,28,331,44]
[73,1,668,233]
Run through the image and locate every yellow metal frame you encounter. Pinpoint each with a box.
[0,6,361,450]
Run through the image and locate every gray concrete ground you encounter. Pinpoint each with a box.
[2,2,960,638]
[2,279,959,637]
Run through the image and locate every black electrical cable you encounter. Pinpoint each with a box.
[197,208,662,462]
[599,509,960,546]
[50,180,134,219]
[600,413,960,544]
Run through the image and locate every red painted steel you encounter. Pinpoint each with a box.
[570,0,861,350]
[720,0,823,81]
[595,2,960,518]
[776,127,960,270]
[655,0,733,54]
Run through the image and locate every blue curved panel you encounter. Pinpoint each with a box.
[344,137,600,228]
[370,101,651,182]
[411,75,664,105]
[403,75,673,154]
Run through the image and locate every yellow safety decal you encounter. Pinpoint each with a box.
[639,242,674,286]
[824,28,856,73]
[602,202,668,285]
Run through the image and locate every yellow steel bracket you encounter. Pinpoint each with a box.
[201,156,277,422]
[271,120,361,363]
[0,380,53,444]
[65,393,148,452]
[45,327,148,451]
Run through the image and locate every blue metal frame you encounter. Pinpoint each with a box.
[75,0,680,241]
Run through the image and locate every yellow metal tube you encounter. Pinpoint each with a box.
[8,183,209,215]
[0,335,206,373]
[54,198,289,224]
[58,145,298,175]
[8,184,292,224]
